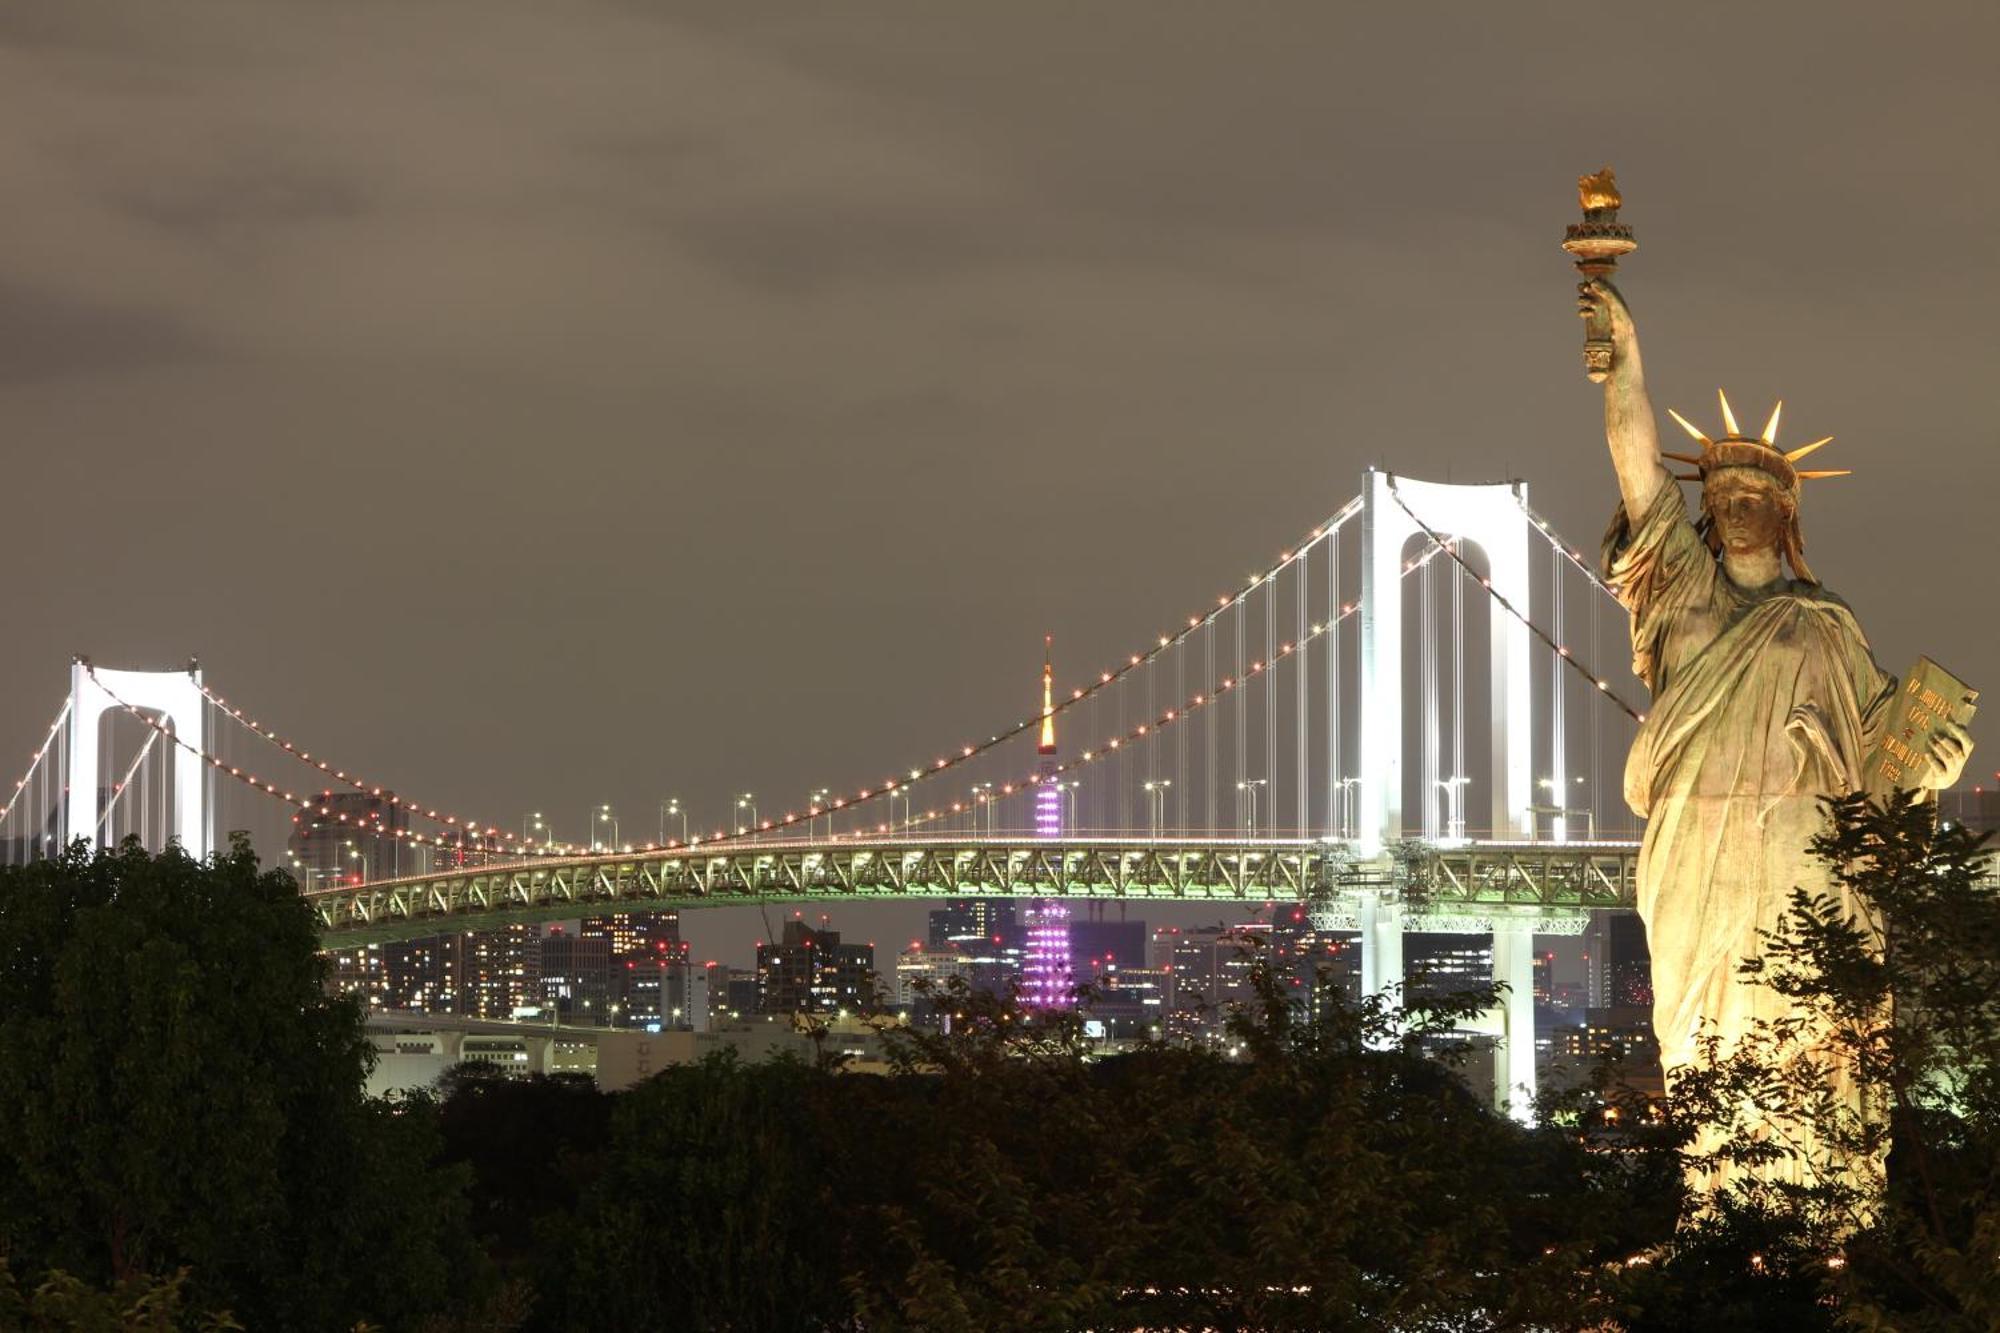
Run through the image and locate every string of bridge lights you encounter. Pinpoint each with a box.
[1517,496,1624,602]
[877,592,1372,839]
[679,496,1366,845]
[1389,481,1646,723]
[917,512,1643,836]
[836,536,1496,839]
[192,679,577,856]
[84,667,576,860]
[170,500,1362,857]
[66,490,1645,861]
[0,700,73,829]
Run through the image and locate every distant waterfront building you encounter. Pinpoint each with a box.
[755,920,875,1015]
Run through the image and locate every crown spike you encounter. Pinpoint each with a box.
[1671,472,1701,482]
[1717,389,1741,437]
[1785,436,1833,463]
[1666,409,1713,447]
[1796,469,1852,479]
[1761,400,1782,445]
[1660,451,1706,465]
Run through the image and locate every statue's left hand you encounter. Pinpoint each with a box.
[1922,721,1972,790]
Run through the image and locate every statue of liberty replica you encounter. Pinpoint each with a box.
[1566,170,1973,1194]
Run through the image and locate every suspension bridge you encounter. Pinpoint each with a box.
[2,469,1650,1116]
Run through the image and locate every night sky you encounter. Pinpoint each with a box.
[4,5,1995,967]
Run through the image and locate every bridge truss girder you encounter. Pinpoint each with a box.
[306,838,1638,948]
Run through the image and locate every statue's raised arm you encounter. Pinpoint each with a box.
[1579,279,1667,519]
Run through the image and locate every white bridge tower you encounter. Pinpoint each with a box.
[63,659,211,857]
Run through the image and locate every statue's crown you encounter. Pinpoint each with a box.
[1662,390,1851,492]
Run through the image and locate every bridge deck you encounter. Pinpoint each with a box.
[306,837,1640,946]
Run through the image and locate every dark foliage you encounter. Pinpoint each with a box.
[6,800,1991,1331]
[0,840,487,1331]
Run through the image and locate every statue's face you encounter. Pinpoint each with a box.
[1705,467,1789,556]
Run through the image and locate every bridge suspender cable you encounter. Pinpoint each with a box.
[1388,478,1645,723]
[94,726,161,837]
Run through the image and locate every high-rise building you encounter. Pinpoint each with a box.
[1405,933,1493,1002]
[755,920,875,1016]
[718,966,761,1022]
[1086,964,1172,1037]
[462,924,543,1019]
[287,790,412,889]
[1154,924,1267,1046]
[582,910,692,1028]
[894,942,977,1028]
[1604,913,1653,1009]
[1070,918,1148,991]
[1263,904,1361,1020]
[927,898,1017,951]
[326,943,391,1010]
[540,926,612,1022]
[383,935,460,1013]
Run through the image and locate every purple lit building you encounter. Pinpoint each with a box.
[1022,636,1074,1010]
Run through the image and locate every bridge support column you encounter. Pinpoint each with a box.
[1357,889,1404,1047]
[1491,919,1537,1123]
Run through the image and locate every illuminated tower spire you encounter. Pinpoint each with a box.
[1039,633,1057,754]
[1023,633,1072,1008]
[1034,635,1062,837]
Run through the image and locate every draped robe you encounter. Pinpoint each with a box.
[1604,482,1897,1166]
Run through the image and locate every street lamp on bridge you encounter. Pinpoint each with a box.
[1236,778,1267,835]
[970,783,993,836]
[661,798,687,846]
[735,793,758,835]
[1144,779,1173,837]
[590,804,617,852]
[1434,776,1470,841]
[808,788,831,839]
[1335,778,1361,840]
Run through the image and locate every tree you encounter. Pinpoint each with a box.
[1580,793,2000,1329]
[532,1051,852,1332]
[0,840,485,1331]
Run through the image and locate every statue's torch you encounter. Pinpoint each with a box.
[1562,168,1638,382]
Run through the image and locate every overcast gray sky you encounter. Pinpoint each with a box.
[4,3,1995,964]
